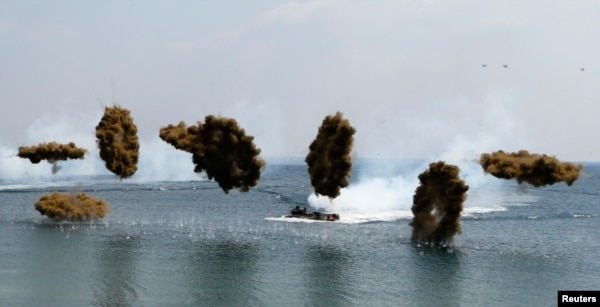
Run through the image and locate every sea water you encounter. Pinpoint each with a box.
[0,159,599,306]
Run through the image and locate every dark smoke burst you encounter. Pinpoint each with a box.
[95,106,139,179]
[17,142,86,163]
[158,121,203,153]
[305,112,355,198]
[35,192,110,221]
[410,161,469,245]
[17,142,87,174]
[480,150,583,187]
[159,115,266,193]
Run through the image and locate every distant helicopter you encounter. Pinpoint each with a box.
[480,64,508,68]
[480,64,586,71]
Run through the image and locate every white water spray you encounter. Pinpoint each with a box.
[306,154,513,223]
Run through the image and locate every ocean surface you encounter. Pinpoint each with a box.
[1,158,599,306]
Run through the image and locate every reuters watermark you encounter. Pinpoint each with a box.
[558,291,599,306]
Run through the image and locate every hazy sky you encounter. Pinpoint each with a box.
[2,0,599,162]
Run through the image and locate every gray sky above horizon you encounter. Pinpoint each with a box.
[2,0,599,162]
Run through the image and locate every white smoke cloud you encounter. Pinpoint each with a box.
[133,139,205,182]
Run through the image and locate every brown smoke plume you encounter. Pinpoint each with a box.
[479,150,583,187]
[17,142,87,174]
[35,192,110,221]
[159,115,266,193]
[95,106,139,179]
[158,121,203,153]
[410,161,469,245]
[305,112,355,198]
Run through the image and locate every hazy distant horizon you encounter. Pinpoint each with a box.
[2,1,599,162]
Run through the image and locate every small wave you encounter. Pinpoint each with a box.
[572,214,592,218]
[265,216,323,223]
[462,205,507,216]
[268,204,509,224]
[266,210,412,224]
[0,183,60,191]
[334,210,411,224]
